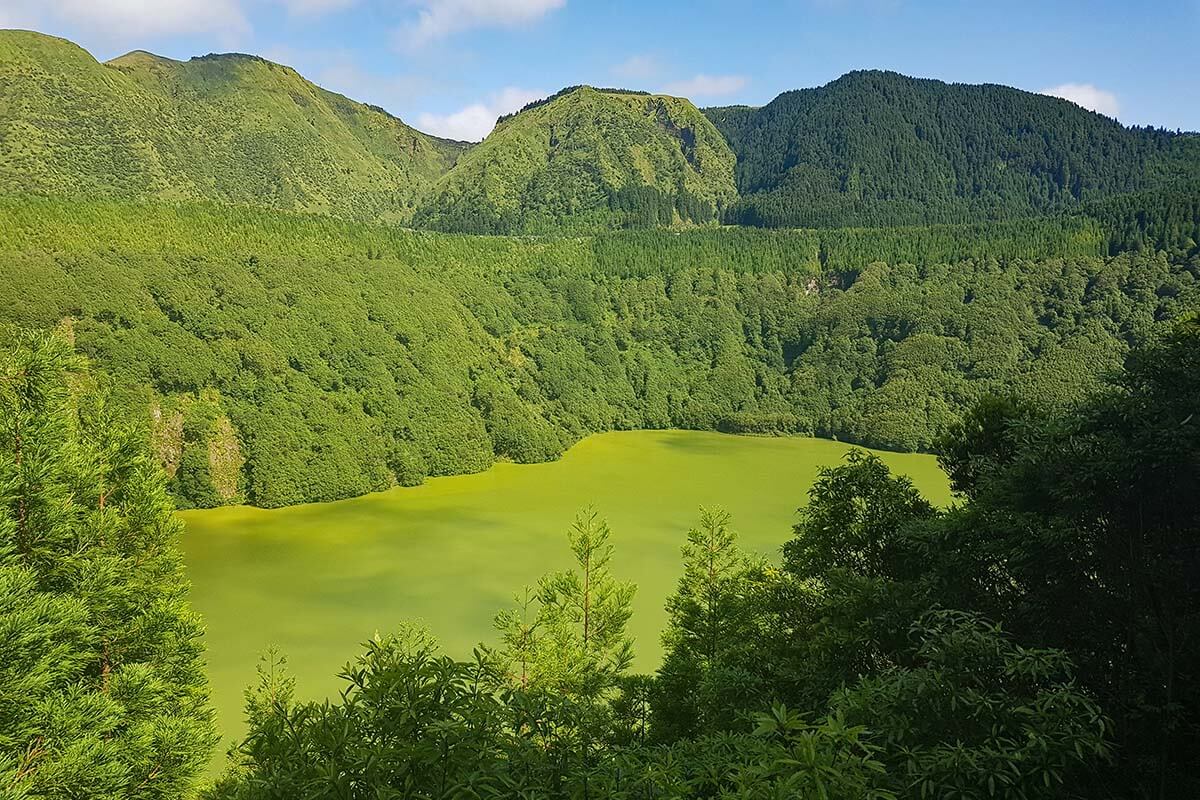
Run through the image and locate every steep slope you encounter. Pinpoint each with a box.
[706,70,1200,228]
[413,86,737,234]
[0,30,467,222]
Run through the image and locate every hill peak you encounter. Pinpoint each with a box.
[107,50,181,68]
[0,28,100,63]
[496,85,651,125]
[416,83,735,234]
[191,52,274,65]
[0,28,76,46]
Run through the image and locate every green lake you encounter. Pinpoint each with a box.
[180,430,952,754]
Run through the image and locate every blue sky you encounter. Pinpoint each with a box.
[2,0,1198,140]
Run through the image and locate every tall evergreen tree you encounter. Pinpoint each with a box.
[654,508,765,739]
[0,330,216,799]
[513,508,636,698]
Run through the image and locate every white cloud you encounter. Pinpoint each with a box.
[1040,83,1120,118]
[17,0,251,42]
[611,54,660,82]
[417,86,544,141]
[662,73,747,99]
[395,0,564,50]
[256,44,441,117]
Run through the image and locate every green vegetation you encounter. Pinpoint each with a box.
[4,199,1189,509]
[706,70,1200,228]
[1078,184,1200,259]
[413,86,737,234]
[205,323,1200,798]
[2,32,1199,796]
[0,331,216,797]
[0,30,466,223]
[4,32,1197,238]
[179,430,951,756]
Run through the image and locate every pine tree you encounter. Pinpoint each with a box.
[0,329,216,799]
[528,508,636,699]
[653,507,764,739]
[666,507,743,666]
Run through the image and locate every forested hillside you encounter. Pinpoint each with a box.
[4,33,1198,234]
[706,70,1200,228]
[413,86,737,234]
[0,30,466,222]
[1079,184,1200,258]
[1,199,1193,508]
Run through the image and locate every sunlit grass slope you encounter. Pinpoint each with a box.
[0,30,466,222]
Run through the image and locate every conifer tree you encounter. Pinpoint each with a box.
[666,508,743,666]
[654,508,764,739]
[525,508,636,698]
[0,330,216,799]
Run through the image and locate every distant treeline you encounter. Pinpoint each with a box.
[590,217,1106,278]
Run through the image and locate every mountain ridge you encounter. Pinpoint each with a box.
[0,29,468,222]
[1,30,1197,231]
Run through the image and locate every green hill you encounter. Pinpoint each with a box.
[706,70,1200,228]
[0,29,467,222]
[5,32,1197,233]
[412,86,738,234]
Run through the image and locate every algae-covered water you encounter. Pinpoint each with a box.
[180,430,951,752]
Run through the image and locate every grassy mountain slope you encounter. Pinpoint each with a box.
[706,70,1200,228]
[0,30,466,222]
[413,86,737,233]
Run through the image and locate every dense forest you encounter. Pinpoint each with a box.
[2,200,1193,509]
[4,320,1196,798]
[706,70,1200,229]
